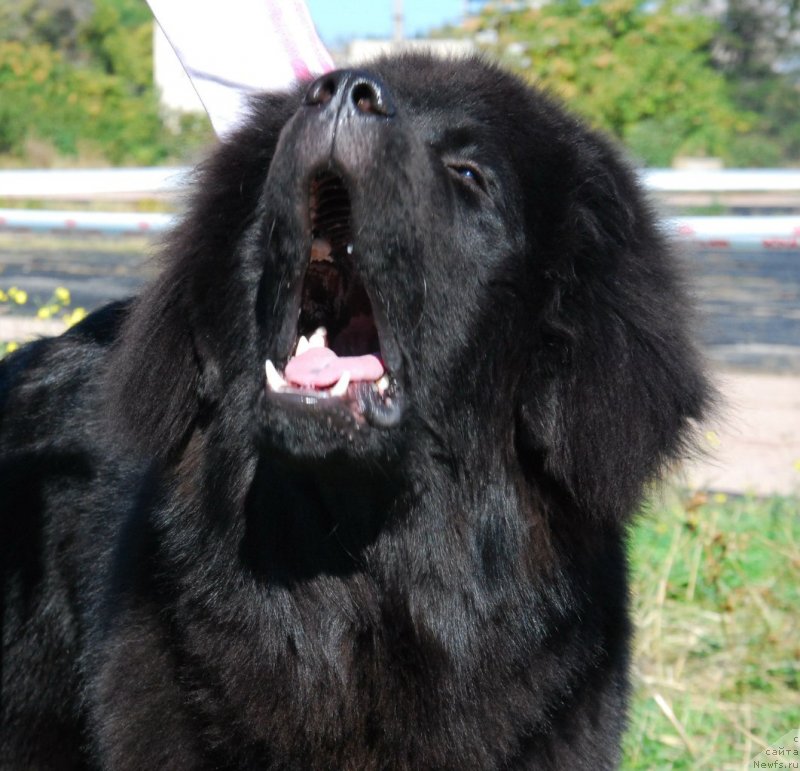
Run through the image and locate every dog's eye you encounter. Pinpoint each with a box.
[447,162,486,191]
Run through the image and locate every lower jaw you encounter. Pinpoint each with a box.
[257,395,406,465]
[265,377,404,429]
[264,390,403,435]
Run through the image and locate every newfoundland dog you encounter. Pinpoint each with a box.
[1,54,710,769]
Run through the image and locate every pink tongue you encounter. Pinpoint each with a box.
[284,347,384,388]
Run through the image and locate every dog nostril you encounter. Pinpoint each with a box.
[305,71,396,116]
[305,76,337,107]
[352,82,379,114]
[351,80,394,117]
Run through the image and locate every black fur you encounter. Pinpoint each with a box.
[1,55,710,769]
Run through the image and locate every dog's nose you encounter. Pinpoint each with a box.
[304,70,396,118]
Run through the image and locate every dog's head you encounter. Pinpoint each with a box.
[109,54,709,519]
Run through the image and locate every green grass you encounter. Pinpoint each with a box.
[624,490,800,769]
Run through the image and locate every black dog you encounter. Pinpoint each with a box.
[1,55,710,769]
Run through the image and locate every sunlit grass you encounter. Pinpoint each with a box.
[624,490,800,769]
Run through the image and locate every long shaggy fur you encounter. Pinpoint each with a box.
[1,55,710,769]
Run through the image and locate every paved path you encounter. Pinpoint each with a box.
[694,246,800,373]
[0,232,153,313]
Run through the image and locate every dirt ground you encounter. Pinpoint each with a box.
[683,370,800,497]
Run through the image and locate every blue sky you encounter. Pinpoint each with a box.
[306,1,466,47]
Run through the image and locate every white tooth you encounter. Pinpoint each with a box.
[265,359,288,392]
[330,370,350,397]
[376,375,390,395]
[309,327,327,348]
[295,335,310,356]
[346,243,354,255]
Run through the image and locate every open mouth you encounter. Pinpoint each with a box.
[265,172,403,429]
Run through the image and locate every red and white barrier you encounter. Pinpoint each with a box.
[664,216,800,251]
[0,209,173,234]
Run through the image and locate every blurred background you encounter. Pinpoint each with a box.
[1,0,799,167]
[0,1,798,767]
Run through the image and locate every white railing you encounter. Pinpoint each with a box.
[1,168,800,249]
[2,166,799,199]
[641,168,800,192]
[0,167,189,200]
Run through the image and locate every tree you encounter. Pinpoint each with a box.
[691,0,800,164]
[0,0,93,59]
[79,0,153,90]
[0,0,213,166]
[693,0,800,78]
[466,0,752,166]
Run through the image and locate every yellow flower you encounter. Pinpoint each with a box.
[8,287,28,305]
[64,307,87,328]
[54,287,71,305]
[5,342,19,353]
[37,306,53,319]
[712,492,728,504]
[0,289,7,302]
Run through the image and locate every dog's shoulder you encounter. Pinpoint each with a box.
[0,300,130,447]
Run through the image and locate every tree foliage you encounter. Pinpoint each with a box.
[468,0,759,166]
[0,0,93,57]
[0,0,212,166]
[79,0,154,91]
[696,0,800,78]
[693,0,800,164]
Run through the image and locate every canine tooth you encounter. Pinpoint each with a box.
[295,335,310,356]
[265,359,288,392]
[330,370,350,397]
[346,243,354,255]
[309,327,327,348]
[376,375,390,395]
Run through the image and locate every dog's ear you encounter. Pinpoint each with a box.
[518,133,713,521]
[105,92,301,459]
[105,262,212,461]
